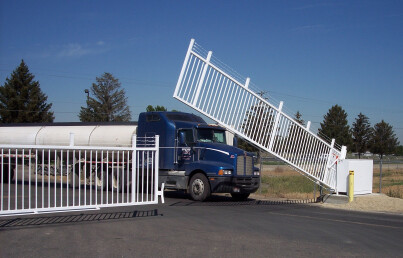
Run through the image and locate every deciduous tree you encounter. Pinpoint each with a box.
[146,105,167,112]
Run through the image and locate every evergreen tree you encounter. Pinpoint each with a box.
[294,111,304,125]
[79,73,131,122]
[370,120,399,193]
[318,105,352,147]
[351,113,371,158]
[0,60,54,123]
[146,105,167,112]
[370,120,399,159]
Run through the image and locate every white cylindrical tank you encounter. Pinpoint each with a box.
[89,126,137,147]
[0,124,138,147]
[35,126,97,146]
[0,126,43,145]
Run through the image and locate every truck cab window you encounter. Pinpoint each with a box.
[197,128,226,144]
[178,129,194,146]
[213,131,225,143]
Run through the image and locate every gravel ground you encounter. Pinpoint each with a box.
[315,193,403,215]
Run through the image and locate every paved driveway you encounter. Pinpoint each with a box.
[1,191,402,257]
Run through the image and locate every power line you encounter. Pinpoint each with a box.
[0,68,175,88]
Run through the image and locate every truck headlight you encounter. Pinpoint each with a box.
[253,171,260,176]
[218,169,232,175]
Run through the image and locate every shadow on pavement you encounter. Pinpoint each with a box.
[164,191,316,207]
[0,209,160,230]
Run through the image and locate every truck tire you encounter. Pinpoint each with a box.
[108,172,129,193]
[231,193,250,201]
[108,172,120,192]
[69,164,81,188]
[95,170,107,191]
[188,173,210,201]
[2,164,14,183]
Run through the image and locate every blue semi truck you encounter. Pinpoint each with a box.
[0,111,260,202]
[137,111,260,201]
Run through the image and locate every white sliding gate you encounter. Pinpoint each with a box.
[174,39,346,191]
[0,136,164,217]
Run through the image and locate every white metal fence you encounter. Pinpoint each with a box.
[0,135,163,217]
[174,39,346,191]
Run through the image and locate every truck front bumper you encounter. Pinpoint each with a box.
[208,176,260,194]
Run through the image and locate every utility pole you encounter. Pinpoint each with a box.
[84,89,90,108]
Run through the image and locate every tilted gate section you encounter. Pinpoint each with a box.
[174,39,346,191]
[0,135,164,217]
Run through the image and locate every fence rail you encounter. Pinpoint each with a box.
[0,135,163,217]
[174,39,346,191]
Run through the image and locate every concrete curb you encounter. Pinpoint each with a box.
[320,194,349,204]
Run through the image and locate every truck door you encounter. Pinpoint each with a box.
[176,129,194,170]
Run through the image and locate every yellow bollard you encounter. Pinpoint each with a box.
[348,170,354,202]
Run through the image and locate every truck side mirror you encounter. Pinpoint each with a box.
[179,131,186,146]
[233,137,238,147]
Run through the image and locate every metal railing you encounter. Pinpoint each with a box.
[174,39,346,191]
[0,135,163,217]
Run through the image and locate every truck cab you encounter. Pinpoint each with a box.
[137,111,260,201]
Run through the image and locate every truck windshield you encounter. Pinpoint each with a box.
[196,128,227,144]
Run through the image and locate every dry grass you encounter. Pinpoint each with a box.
[256,164,403,200]
[256,165,319,200]
[372,165,403,198]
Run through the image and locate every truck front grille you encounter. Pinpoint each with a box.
[236,155,253,176]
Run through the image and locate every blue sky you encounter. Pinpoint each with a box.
[1,0,402,143]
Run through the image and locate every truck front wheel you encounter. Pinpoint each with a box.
[188,173,210,201]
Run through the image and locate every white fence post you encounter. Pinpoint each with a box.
[131,134,137,204]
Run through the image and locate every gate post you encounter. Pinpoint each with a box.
[154,135,164,203]
[268,101,283,151]
[131,134,137,203]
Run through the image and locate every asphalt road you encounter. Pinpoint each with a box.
[1,191,403,257]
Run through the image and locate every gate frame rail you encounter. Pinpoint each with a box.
[0,135,164,217]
